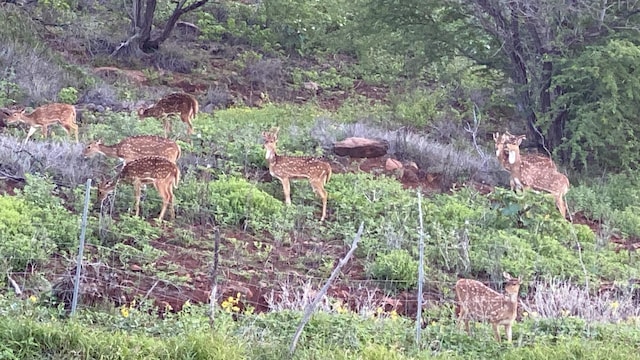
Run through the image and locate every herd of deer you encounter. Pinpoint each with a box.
[1,94,574,342]
[0,93,333,223]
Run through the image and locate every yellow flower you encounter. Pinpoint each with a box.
[29,295,37,303]
[610,301,620,310]
[430,321,437,326]
[120,306,130,318]
[376,307,384,314]
[522,311,529,318]
[390,310,398,320]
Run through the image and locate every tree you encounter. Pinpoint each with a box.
[362,0,640,158]
[111,0,209,57]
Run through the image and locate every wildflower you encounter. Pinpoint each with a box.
[431,321,437,327]
[610,301,620,310]
[29,295,37,303]
[376,307,384,314]
[120,306,130,318]
[390,310,399,320]
[522,311,528,318]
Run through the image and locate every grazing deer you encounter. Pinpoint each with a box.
[455,272,522,342]
[493,132,570,218]
[84,135,181,164]
[262,127,332,221]
[138,93,198,137]
[2,103,79,144]
[98,156,180,222]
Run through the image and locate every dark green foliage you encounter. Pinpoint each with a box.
[552,39,640,171]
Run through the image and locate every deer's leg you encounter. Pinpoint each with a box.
[133,180,142,217]
[556,195,567,219]
[492,323,501,342]
[68,122,79,143]
[182,114,194,135]
[505,324,513,343]
[311,180,328,221]
[154,181,168,222]
[280,177,291,205]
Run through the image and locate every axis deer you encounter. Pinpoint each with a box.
[138,93,198,137]
[455,272,522,342]
[84,135,181,164]
[98,156,180,222]
[2,103,79,144]
[262,127,332,221]
[493,132,570,218]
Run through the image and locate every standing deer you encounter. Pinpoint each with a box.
[138,93,198,137]
[262,127,332,221]
[97,156,180,222]
[2,103,79,144]
[84,135,181,164]
[493,132,570,219]
[455,272,522,342]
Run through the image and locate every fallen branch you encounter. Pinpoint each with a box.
[289,222,364,355]
[7,272,22,296]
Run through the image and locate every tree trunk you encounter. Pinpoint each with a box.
[112,0,209,57]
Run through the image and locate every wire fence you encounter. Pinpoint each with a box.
[4,175,640,352]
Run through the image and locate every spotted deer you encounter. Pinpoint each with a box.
[455,272,522,342]
[2,103,79,144]
[262,127,332,221]
[138,93,198,137]
[493,132,570,219]
[84,135,181,164]
[98,156,180,222]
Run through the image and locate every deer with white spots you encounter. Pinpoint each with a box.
[455,272,522,342]
[262,127,332,221]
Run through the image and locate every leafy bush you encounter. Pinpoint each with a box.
[178,175,284,230]
[14,174,79,251]
[0,196,56,270]
[552,39,640,171]
[366,249,419,290]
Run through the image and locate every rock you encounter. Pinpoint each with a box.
[385,158,403,171]
[333,137,389,158]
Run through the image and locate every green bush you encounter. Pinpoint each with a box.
[0,196,56,270]
[366,249,419,290]
[14,175,79,251]
[178,175,284,230]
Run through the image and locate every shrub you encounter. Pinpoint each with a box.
[15,174,80,252]
[177,175,284,230]
[366,249,419,290]
[0,196,56,270]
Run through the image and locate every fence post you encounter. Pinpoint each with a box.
[416,190,425,346]
[71,178,92,316]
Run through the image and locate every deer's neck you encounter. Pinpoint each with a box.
[99,144,120,158]
[508,151,522,177]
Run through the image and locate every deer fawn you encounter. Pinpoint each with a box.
[455,272,522,342]
[262,127,332,221]
[84,135,181,164]
[493,132,570,219]
[138,93,198,137]
[2,103,79,144]
[98,156,180,222]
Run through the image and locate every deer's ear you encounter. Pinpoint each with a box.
[493,132,499,141]
[515,136,525,146]
[502,271,513,280]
